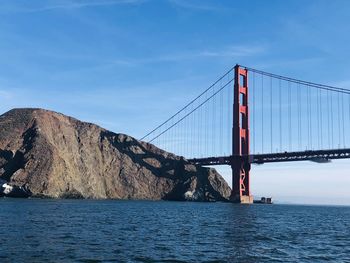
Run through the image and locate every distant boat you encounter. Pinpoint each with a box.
[254,197,273,204]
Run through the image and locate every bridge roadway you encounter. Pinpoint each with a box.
[188,148,350,165]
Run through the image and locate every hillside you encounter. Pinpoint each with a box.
[0,108,231,201]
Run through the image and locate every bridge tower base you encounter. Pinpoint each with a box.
[231,65,253,204]
[231,195,254,204]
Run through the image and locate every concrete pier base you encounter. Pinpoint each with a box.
[230,195,254,204]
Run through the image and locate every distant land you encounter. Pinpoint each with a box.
[0,108,231,201]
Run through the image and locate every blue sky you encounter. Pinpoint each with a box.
[1,0,350,205]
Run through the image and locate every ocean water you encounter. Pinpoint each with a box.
[0,199,349,263]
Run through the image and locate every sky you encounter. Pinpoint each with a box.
[1,0,350,205]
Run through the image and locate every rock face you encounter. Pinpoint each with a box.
[0,108,231,201]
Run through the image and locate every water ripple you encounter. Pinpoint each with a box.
[0,199,349,262]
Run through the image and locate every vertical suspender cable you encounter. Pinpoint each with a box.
[205,92,208,156]
[253,71,256,154]
[320,89,323,149]
[185,108,188,156]
[227,75,230,155]
[191,104,193,157]
[165,120,167,151]
[327,89,330,149]
[342,92,345,147]
[261,74,264,153]
[190,104,193,157]
[180,110,182,156]
[331,91,334,148]
[306,85,312,150]
[270,76,273,153]
[165,122,167,149]
[288,81,291,151]
[198,97,201,157]
[212,86,215,155]
[176,119,178,153]
[160,124,163,150]
[338,92,341,148]
[174,118,177,153]
[169,118,172,153]
[297,83,301,150]
[178,114,180,156]
[299,84,302,149]
[179,116,181,154]
[311,85,314,149]
[163,124,165,149]
[220,86,223,154]
[193,103,195,157]
[279,79,282,152]
[348,94,350,148]
[300,84,302,150]
[174,117,177,155]
[317,88,320,149]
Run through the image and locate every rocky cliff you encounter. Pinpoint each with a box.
[0,108,231,201]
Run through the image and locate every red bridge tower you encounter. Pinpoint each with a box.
[231,65,253,204]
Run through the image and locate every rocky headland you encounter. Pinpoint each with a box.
[0,108,231,201]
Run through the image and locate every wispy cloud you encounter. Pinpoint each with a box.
[193,45,266,58]
[108,45,266,65]
[35,44,266,80]
[168,0,227,12]
[45,44,266,76]
[253,57,325,72]
[332,80,350,90]
[0,90,14,100]
[1,0,145,13]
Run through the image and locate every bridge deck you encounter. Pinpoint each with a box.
[188,148,350,166]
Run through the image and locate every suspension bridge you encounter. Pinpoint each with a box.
[141,64,350,204]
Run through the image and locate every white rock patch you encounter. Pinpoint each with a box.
[2,183,13,194]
